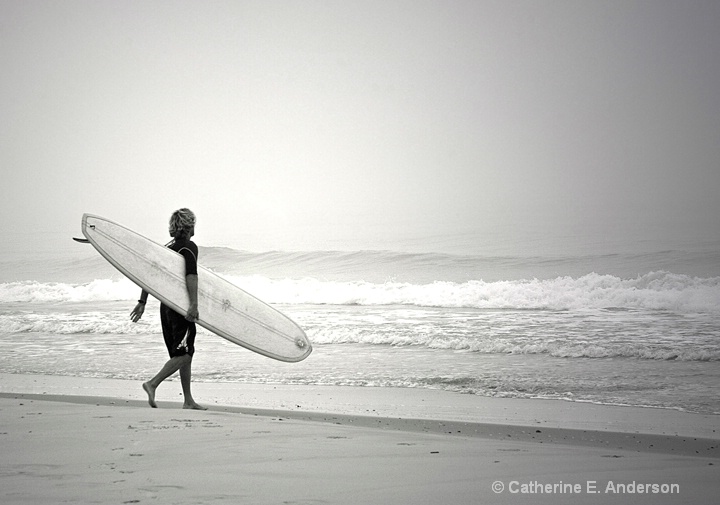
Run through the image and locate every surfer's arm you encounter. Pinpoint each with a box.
[178,244,199,321]
[130,290,149,323]
[185,274,199,321]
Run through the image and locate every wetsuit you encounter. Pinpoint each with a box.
[160,238,198,358]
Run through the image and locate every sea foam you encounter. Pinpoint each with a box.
[2,270,718,314]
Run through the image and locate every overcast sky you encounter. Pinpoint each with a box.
[2,0,719,257]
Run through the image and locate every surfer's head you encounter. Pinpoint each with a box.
[169,208,196,239]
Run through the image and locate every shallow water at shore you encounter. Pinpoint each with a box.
[2,301,718,414]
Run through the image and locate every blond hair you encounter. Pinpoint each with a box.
[168,208,196,239]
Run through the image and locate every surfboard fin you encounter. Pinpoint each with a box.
[73,237,90,243]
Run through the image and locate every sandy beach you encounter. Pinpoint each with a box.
[1,373,717,504]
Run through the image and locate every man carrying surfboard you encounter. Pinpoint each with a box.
[130,208,206,410]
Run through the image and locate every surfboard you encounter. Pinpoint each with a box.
[80,214,312,362]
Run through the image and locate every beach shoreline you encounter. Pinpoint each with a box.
[2,373,718,504]
[2,372,718,439]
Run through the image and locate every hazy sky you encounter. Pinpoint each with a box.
[2,0,719,257]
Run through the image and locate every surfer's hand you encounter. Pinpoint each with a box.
[186,303,199,322]
[130,303,145,323]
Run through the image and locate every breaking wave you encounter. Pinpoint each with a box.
[2,270,717,313]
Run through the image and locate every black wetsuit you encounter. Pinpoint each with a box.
[161,238,199,358]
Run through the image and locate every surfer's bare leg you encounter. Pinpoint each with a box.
[180,358,206,410]
[143,355,192,408]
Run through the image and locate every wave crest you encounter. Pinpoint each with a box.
[1,271,718,313]
[231,271,720,313]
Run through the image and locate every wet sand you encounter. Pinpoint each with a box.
[1,374,717,504]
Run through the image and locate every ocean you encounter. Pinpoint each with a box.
[1,242,719,414]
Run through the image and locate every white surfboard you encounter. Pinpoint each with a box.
[80,214,312,362]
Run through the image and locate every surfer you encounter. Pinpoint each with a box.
[130,208,206,410]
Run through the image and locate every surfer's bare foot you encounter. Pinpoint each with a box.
[183,402,207,411]
[142,382,157,408]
